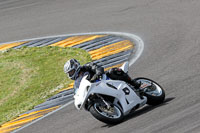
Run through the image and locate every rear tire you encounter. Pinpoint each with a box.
[135,77,165,105]
[89,102,124,124]
[145,87,165,105]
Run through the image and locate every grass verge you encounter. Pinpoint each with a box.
[0,46,91,125]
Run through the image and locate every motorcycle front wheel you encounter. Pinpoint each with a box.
[135,77,165,105]
[89,102,124,124]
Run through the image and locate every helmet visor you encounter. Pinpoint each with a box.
[68,69,75,77]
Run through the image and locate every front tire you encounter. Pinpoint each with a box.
[135,77,165,105]
[89,102,124,124]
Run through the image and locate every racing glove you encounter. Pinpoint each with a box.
[90,72,102,82]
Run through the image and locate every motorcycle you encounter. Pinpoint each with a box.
[74,62,165,124]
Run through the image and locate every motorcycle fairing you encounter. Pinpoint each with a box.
[74,75,147,115]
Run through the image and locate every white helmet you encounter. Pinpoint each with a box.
[64,59,81,80]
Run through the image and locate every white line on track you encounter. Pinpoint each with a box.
[12,101,74,133]
[0,32,144,66]
[10,32,144,133]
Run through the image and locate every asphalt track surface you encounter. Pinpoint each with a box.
[0,0,200,133]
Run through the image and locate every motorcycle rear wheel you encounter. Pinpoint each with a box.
[135,77,165,105]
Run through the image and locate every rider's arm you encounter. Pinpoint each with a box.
[82,62,104,82]
[82,62,104,75]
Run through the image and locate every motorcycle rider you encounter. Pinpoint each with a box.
[63,59,141,92]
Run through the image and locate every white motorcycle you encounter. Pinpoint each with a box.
[74,62,165,124]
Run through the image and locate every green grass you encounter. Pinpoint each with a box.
[0,46,91,125]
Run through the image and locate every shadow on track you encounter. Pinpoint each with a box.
[101,97,175,128]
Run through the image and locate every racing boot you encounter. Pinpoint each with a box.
[130,79,144,99]
[130,79,141,90]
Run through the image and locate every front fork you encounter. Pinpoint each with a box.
[96,94,111,109]
[86,94,112,111]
